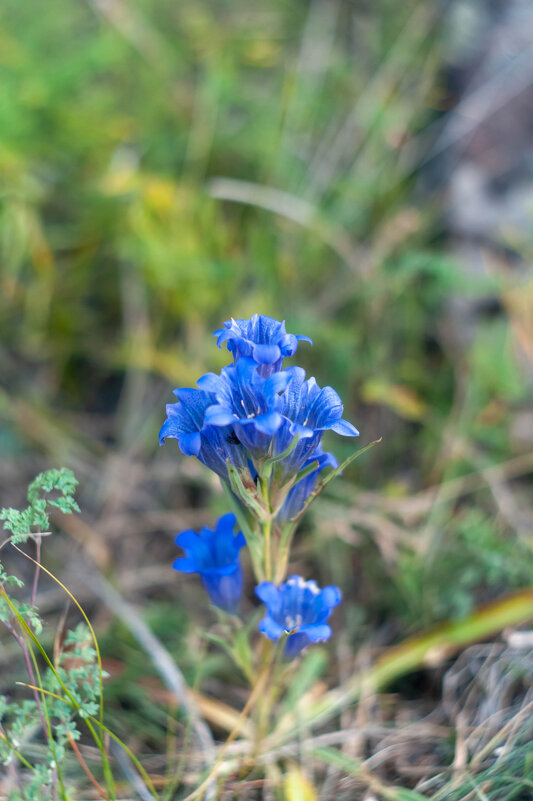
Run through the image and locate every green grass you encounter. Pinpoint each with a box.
[1,0,533,798]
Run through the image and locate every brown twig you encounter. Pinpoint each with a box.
[67,731,107,800]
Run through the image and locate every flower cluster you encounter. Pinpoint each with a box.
[160,314,358,499]
[161,314,358,657]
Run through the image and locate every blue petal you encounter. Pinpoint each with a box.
[254,411,283,435]
[172,557,197,573]
[316,585,343,617]
[310,386,344,429]
[179,431,202,456]
[288,422,315,439]
[264,370,292,404]
[296,335,313,345]
[159,417,181,445]
[255,581,280,609]
[197,372,222,393]
[204,404,236,427]
[213,327,231,348]
[234,531,247,550]
[175,530,206,559]
[284,632,309,657]
[252,343,281,364]
[279,333,297,356]
[330,419,359,436]
[258,615,285,641]
[201,564,243,613]
[215,513,237,536]
[300,623,332,642]
[174,529,198,547]
[213,530,245,565]
[173,388,211,427]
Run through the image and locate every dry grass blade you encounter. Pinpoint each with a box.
[206,176,362,272]
[304,0,436,200]
[180,665,271,801]
[67,731,108,800]
[270,589,533,744]
[73,564,215,761]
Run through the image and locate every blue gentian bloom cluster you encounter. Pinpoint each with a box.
[162,314,356,656]
[160,314,358,503]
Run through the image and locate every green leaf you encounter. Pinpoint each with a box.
[281,648,327,713]
[226,463,266,519]
[312,746,364,774]
[319,438,382,491]
[221,482,264,580]
[313,748,430,801]
[290,459,320,488]
[282,439,382,527]
[394,791,432,801]
[262,434,300,477]
[233,626,254,681]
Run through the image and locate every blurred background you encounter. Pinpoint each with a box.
[1,0,533,785]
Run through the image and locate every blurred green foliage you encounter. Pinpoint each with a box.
[1,2,532,796]
[0,0,446,408]
[0,0,531,609]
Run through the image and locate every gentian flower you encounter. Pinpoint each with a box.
[272,366,358,482]
[173,513,246,613]
[199,361,358,474]
[279,447,338,521]
[198,358,292,461]
[159,388,248,480]
[256,575,342,657]
[214,314,312,375]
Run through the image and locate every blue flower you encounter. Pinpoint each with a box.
[214,314,312,375]
[279,447,338,521]
[256,575,342,657]
[159,387,248,480]
[272,366,358,481]
[199,358,292,460]
[199,361,358,474]
[173,513,246,613]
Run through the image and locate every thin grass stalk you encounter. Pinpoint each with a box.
[9,545,117,798]
[17,684,160,801]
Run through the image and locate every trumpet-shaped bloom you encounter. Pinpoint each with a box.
[256,575,342,657]
[159,387,248,480]
[173,513,246,613]
[199,358,292,458]
[279,447,338,521]
[214,314,312,375]
[200,361,358,472]
[273,366,358,480]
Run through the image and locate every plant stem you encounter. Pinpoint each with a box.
[222,482,264,582]
[31,534,42,607]
[253,637,287,750]
[67,732,107,799]
[274,534,293,584]
[181,661,272,801]
[7,623,49,743]
[263,517,273,581]
[260,478,273,581]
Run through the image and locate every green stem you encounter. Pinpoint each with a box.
[253,636,287,748]
[260,478,273,581]
[274,537,292,585]
[222,482,264,582]
[263,517,273,582]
